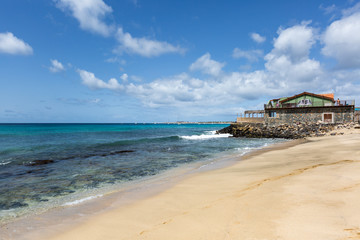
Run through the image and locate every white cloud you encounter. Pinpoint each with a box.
[270,23,316,63]
[126,24,325,109]
[105,57,118,63]
[125,70,285,109]
[120,73,128,82]
[105,57,126,65]
[322,12,360,68]
[49,59,65,72]
[232,48,263,62]
[55,0,113,36]
[265,55,322,84]
[342,2,360,16]
[320,4,337,15]
[130,75,142,82]
[115,27,185,57]
[264,23,322,88]
[58,97,102,105]
[78,69,124,90]
[250,32,266,43]
[0,32,33,55]
[126,73,204,107]
[77,17,360,115]
[189,53,225,76]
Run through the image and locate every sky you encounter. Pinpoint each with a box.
[1,0,360,123]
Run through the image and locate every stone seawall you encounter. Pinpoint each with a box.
[217,122,347,139]
[264,106,354,126]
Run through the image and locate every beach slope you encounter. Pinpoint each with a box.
[43,133,360,240]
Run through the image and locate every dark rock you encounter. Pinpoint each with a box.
[0,201,28,210]
[26,160,54,166]
[218,122,337,139]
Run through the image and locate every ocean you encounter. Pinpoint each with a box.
[0,123,283,224]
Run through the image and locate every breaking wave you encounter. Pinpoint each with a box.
[180,131,232,140]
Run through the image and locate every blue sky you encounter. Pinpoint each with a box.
[1,0,360,123]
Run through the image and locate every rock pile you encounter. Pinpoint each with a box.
[334,122,357,130]
[217,122,343,139]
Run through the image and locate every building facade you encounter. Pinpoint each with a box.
[263,92,355,126]
[355,108,360,123]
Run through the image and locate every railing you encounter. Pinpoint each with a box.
[238,113,264,118]
[335,100,355,106]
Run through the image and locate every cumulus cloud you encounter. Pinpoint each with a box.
[78,16,360,113]
[189,53,225,76]
[322,12,360,68]
[55,0,113,36]
[232,48,263,62]
[80,23,325,109]
[115,27,185,57]
[270,23,316,63]
[127,73,204,107]
[250,32,266,43]
[125,70,287,109]
[263,22,322,86]
[126,24,326,108]
[0,32,33,55]
[78,69,124,90]
[49,59,65,72]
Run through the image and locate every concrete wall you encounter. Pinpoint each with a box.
[236,117,264,123]
[264,106,354,126]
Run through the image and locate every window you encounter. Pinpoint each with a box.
[298,99,312,106]
[269,111,277,118]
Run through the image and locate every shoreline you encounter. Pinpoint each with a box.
[1,138,292,239]
[3,131,360,239]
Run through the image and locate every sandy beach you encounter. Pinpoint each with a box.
[5,130,360,240]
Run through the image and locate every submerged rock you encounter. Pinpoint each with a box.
[26,159,55,166]
[0,201,28,210]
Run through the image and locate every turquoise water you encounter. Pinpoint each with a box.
[0,123,282,223]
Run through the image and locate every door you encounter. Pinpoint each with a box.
[323,113,333,123]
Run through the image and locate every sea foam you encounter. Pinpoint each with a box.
[180,131,232,140]
[62,194,103,207]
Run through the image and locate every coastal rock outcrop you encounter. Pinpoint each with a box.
[216,122,355,139]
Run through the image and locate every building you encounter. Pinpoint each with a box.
[355,107,360,123]
[237,92,355,125]
[264,92,355,125]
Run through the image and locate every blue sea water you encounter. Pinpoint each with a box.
[0,123,283,223]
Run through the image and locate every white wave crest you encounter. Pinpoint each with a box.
[205,130,217,134]
[180,132,232,140]
[0,161,11,166]
[62,194,103,207]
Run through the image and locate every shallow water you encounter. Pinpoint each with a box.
[0,123,284,223]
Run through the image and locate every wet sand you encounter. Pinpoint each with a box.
[5,130,360,240]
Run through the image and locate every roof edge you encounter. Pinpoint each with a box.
[279,92,335,103]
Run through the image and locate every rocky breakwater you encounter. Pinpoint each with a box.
[217,122,341,139]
